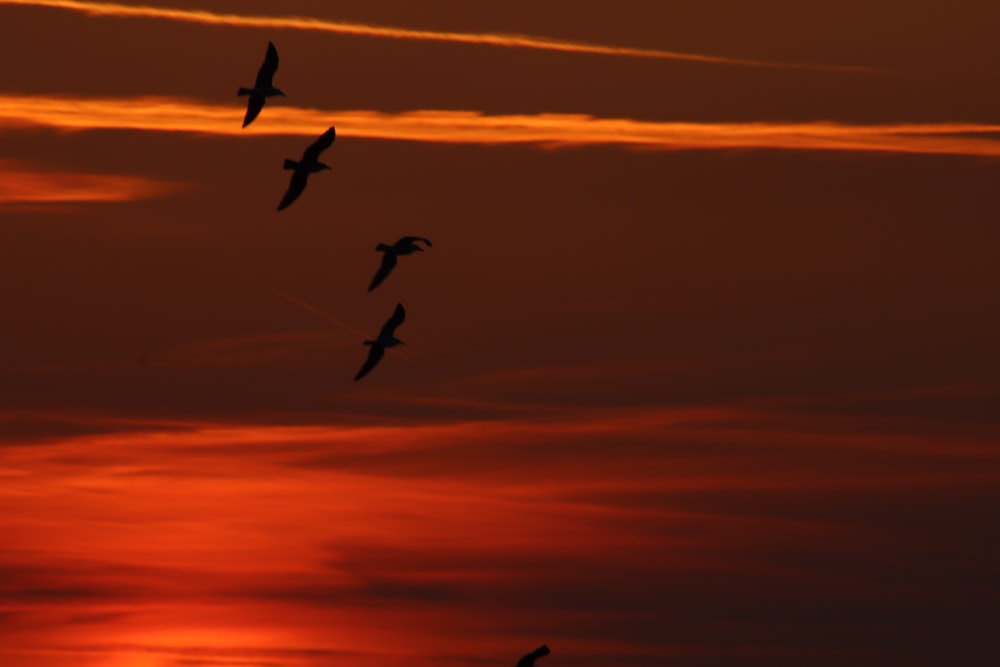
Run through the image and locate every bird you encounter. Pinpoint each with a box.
[516,645,550,667]
[354,303,406,381]
[277,126,336,211]
[368,236,433,291]
[237,41,284,128]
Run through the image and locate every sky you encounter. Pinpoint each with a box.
[1,1,999,666]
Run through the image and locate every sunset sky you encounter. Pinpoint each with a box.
[1,2,999,666]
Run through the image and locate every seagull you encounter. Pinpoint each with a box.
[237,41,284,128]
[354,303,406,381]
[277,126,336,211]
[516,646,550,667]
[368,236,433,291]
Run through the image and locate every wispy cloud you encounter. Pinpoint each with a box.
[3,94,1000,156]
[0,0,874,72]
[0,159,183,204]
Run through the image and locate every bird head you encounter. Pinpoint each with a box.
[318,162,332,171]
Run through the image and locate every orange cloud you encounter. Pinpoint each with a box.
[2,94,1000,156]
[0,159,183,204]
[0,0,873,72]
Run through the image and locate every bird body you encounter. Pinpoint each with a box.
[238,41,283,128]
[368,236,432,291]
[364,334,404,349]
[355,303,406,381]
[277,126,336,211]
[282,158,328,174]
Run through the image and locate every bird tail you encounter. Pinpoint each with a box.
[237,87,254,96]
[283,159,299,170]
[363,340,375,346]
[375,243,391,253]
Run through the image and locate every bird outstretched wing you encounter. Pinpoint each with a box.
[368,253,398,292]
[277,170,309,211]
[516,645,550,667]
[354,345,385,381]
[379,303,406,338]
[255,41,279,88]
[302,126,337,163]
[398,236,432,247]
[242,95,266,128]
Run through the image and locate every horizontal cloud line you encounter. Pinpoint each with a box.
[0,158,183,204]
[3,94,1000,157]
[0,0,875,72]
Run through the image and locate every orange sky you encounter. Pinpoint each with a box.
[1,2,999,666]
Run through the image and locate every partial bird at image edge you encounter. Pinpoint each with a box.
[516,645,551,667]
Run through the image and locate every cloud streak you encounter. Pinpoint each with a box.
[0,159,182,204]
[3,94,1000,157]
[0,0,875,72]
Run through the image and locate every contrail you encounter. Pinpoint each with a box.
[0,0,876,73]
[271,289,367,339]
[2,94,1000,157]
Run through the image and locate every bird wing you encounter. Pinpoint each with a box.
[255,41,279,87]
[378,303,406,338]
[398,236,432,247]
[368,253,398,292]
[277,170,309,211]
[354,344,385,381]
[242,95,266,128]
[302,126,337,163]
[516,645,551,667]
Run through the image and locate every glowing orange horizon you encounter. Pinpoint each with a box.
[3,405,997,667]
[0,0,876,72]
[2,94,1000,157]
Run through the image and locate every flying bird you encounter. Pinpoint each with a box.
[237,41,284,128]
[277,126,336,211]
[368,236,433,291]
[516,645,550,667]
[355,303,406,381]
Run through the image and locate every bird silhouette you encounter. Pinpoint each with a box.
[368,236,433,291]
[277,126,336,211]
[516,645,550,667]
[355,303,406,381]
[237,41,283,128]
